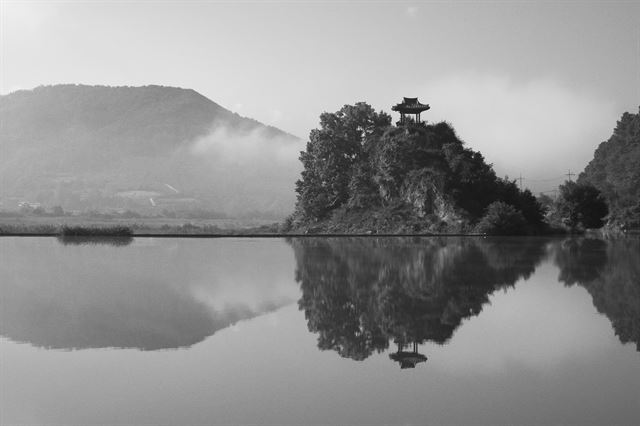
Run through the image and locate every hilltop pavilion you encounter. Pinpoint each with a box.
[391,97,430,125]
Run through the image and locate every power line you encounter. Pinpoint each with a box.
[514,169,579,190]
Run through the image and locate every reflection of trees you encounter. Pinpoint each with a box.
[56,235,134,246]
[554,237,640,351]
[554,238,608,285]
[290,237,548,364]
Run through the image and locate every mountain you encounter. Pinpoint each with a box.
[0,84,302,218]
[578,107,640,227]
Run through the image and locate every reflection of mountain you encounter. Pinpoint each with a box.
[290,237,548,364]
[553,237,640,351]
[0,238,296,350]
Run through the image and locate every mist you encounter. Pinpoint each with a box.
[422,73,618,193]
[185,123,304,215]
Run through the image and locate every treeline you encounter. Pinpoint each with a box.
[286,102,609,234]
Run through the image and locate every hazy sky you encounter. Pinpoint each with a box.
[1,0,639,191]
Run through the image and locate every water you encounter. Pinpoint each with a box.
[1,236,638,425]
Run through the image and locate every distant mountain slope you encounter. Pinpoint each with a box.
[0,84,302,217]
[578,108,640,226]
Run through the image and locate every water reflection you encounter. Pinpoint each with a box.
[290,237,550,366]
[2,236,639,425]
[552,237,640,350]
[0,238,297,350]
[1,235,638,358]
[56,235,134,246]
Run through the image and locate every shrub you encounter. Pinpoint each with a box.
[475,201,528,235]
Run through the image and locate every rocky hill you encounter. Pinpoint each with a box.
[288,102,544,234]
[0,84,302,218]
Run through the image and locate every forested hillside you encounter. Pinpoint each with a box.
[579,108,640,227]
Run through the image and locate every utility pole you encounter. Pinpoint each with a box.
[566,170,575,182]
[518,173,524,190]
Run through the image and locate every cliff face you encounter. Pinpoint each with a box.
[579,108,640,226]
[0,84,302,217]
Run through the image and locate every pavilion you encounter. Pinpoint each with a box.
[391,97,430,125]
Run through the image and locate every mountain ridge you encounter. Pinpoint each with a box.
[0,84,302,217]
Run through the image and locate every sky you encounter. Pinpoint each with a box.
[1,0,639,192]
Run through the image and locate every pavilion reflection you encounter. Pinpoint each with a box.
[390,341,427,369]
[289,237,550,368]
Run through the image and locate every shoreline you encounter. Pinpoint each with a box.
[0,232,566,238]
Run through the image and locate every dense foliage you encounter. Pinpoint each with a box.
[579,108,640,228]
[295,103,391,219]
[474,201,528,235]
[291,102,545,234]
[552,181,609,230]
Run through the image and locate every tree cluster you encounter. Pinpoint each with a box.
[550,181,609,230]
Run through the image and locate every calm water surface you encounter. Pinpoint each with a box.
[1,236,638,425]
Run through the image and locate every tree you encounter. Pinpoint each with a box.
[475,201,528,235]
[556,181,609,229]
[491,178,545,227]
[442,143,498,219]
[295,103,391,219]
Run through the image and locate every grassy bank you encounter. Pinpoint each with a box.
[0,216,281,236]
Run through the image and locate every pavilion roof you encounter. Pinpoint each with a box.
[392,97,430,113]
[389,351,428,368]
